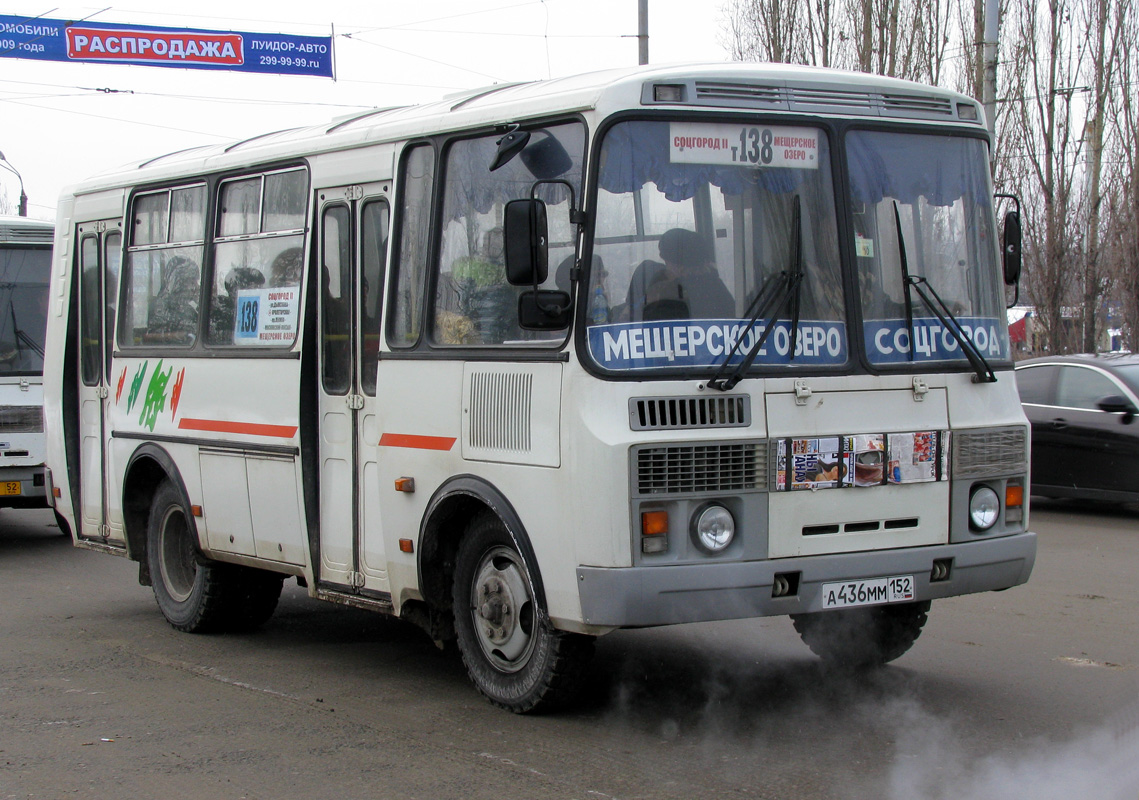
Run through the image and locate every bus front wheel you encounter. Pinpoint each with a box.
[451,512,593,713]
[791,600,931,668]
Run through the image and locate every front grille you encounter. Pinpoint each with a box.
[0,406,43,433]
[952,426,1028,479]
[629,395,750,431]
[635,441,765,496]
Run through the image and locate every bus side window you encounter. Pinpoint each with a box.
[121,185,207,348]
[79,236,101,385]
[389,145,435,348]
[207,169,307,347]
[360,199,389,396]
[321,205,351,394]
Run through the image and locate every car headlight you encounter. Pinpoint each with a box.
[969,485,1000,531]
[692,504,735,553]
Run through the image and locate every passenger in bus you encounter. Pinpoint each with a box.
[615,258,668,322]
[640,228,735,321]
[269,247,302,287]
[147,256,200,343]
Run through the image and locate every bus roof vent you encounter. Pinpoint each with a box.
[0,223,52,244]
[787,86,876,111]
[693,81,784,108]
[880,92,955,117]
[663,80,959,122]
[629,395,751,431]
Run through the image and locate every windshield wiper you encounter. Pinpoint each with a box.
[8,297,43,360]
[892,202,995,384]
[708,196,804,392]
[892,201,916,357]
[905,275,996,383]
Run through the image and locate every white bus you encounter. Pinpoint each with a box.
[0,215,53,511]
[44,63,1035,712]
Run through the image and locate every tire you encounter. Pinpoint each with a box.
[452,512,594,713]
[146,480,233,633]
[228,568,285,632]
[791,600,931,668]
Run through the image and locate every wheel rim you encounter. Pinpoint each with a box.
[470,545,537,673]
[158,505,197,603]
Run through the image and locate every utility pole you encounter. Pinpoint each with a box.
[982,0,999,136]
[638,0,649,65]
[0,151,27,217]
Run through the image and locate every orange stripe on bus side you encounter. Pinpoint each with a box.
[178,418,298,438]
[378,433,457,451]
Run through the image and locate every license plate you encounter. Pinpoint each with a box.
[0,481,21,496]
[821,575,914,609]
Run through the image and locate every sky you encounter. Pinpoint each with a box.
[1,1,733,220]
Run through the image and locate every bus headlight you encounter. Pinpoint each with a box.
[969,485,1000,531]
[692,504,735,553]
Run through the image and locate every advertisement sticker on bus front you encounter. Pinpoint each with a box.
[670,123,820,169]
[865,317,1008,363]
[587,318,846,371]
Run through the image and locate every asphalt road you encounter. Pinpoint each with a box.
[2,501,1137,800]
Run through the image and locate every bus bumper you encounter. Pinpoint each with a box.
[575,531,1036,627]
[0,466,49,508]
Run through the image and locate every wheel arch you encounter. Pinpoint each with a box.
[417,475,547,620]
[122,442,197,585]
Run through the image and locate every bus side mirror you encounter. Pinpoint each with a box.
[1002,209,1022,286]
[518,290,572,330]
[504,198,549,286]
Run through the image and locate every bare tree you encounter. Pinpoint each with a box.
[804,0,841,66]
[723,0,806,62]
[1107,0,1139,349]
[997,0,1088,353]
[1078,0,1126,351]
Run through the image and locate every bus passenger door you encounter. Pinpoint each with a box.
[76,221,123,544]
[316,187,390,595]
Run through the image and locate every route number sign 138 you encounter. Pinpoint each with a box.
[669,122,820,170]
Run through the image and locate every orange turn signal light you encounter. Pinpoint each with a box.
[399,538,414,553]
[642,510,669,536]
[1005,484,1024,508]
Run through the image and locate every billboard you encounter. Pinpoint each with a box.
[0,14,334,78]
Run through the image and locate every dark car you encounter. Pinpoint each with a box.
[1014,354,1139,502]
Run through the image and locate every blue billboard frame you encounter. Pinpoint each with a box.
[0,14,334,78]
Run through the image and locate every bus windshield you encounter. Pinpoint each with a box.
[848,130,1008,366]
[586,119,844,374]
[585,121,1008,377]
[0,245,51,375]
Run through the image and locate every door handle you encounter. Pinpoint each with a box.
[1049,418,1068,430]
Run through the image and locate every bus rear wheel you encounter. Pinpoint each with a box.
[147,480,281,633]
[452,512,593,713]
[791,600,931,668]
